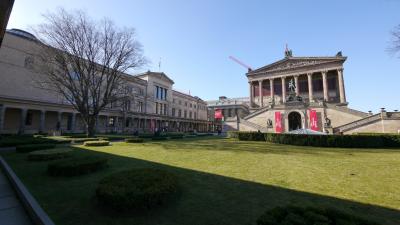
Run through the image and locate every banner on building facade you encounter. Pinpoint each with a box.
[309,109,318,131]
[275,111,283,133]
[214,109,223,119]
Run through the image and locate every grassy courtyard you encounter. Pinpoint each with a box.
[2,137,400,225]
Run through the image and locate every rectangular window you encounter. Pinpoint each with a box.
[164,89,167,100]
[156,103,158,114]
[172,108,176,117]
[160,103,163,115]
[138,102,143,112]
[164,104,167,115]
[189,111,192,119]
[160,87,163,100]
[194,112,197,119]
[178,109,182,117]
[184,110,187,118]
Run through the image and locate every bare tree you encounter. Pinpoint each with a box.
[389,24,400,56]
[34,8,146,136]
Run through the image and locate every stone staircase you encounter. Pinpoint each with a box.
[239,118,269,132]
[244,105,271,120]
[327,104,369,117]
[333,113,381,133]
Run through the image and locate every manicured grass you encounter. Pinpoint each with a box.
[2,137,400,225]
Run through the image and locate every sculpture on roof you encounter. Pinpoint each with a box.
[284,44,293,58]
[288,78,296,93]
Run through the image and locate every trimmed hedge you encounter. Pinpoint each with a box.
[16,144,56,153]
[152,136,169,141]
[230,131,400,148]
[47,156,108,176]
[96,168,179,211]
[138,133,154,138]
[28,148,72,161]
[125,138,144,143]
[0,136,62,147]
[257,205,380,225]
[83,140,110,146]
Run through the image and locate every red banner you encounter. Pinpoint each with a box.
[309,109,318,131]
[214,109,223,119]
[275,112,283,133]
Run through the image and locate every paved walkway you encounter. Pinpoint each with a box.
[0,169,32,225]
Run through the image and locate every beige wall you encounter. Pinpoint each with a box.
[344,119,400,134]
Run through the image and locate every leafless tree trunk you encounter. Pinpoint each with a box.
[34,8,146,137]
[389,24,400,57]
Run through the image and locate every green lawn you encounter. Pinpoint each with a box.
[2,137,400,225]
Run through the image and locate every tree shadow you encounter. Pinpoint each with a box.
[4,145,400,225]
[153,137,400,156]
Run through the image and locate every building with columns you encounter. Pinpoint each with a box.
[226,50,400,134]
[0,29,209,134]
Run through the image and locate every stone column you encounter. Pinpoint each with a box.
[337,68,346,103]
[307,73,314,102]
[71,113,76,133]
[0,105,6,132]
[249,82,254,107]
[294,75,300,96]
[258,80,263,107]
[39,110,46,133]
[322,71,328,101]
[281,77,286,103]
[269,78,274,104]
[19,108,27,134]
[57,112,62,131]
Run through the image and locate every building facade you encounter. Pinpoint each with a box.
[0,29,209,134]
[227,50,400,134]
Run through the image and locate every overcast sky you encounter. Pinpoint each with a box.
[6,0,400,112]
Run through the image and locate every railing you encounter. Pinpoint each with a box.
[239,118,269,132]
[334,114,381,133]
[328,104,368,117]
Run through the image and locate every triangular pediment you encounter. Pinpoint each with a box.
[248,56,346,75]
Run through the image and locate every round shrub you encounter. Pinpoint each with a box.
[83,140,110,146]
[28,148,72,161]
[257,206,380,225]
[47,156,108,176]
[96,168,179,211]
[125,138,144,143]
[16,144,56,153]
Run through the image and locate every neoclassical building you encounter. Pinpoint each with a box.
[223,50,400,134]
[0,29,209,134]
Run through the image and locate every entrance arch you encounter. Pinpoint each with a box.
[288,111,302,131]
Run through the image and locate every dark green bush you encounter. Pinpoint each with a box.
[47,156,108,176]
[257,206,380,225]
[0,136,62,147]
[152,136,169,141]
[138,133,154,138]
[167,132,185,138]
[125,138,144,143]
[16,144,56,153]
[231,131,400,148]
[83,140,110,146]
[70,137,99,143]
[96,168,179,211]
[237,131,265,141]
[28,148,72,161]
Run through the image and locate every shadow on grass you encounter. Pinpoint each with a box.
[2,144,400,225]
[152,137,400,156]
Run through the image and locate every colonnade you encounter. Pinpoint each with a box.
[249,68,346,107]
[0,105,209,134]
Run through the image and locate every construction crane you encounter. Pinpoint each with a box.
[229,56,253,72]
